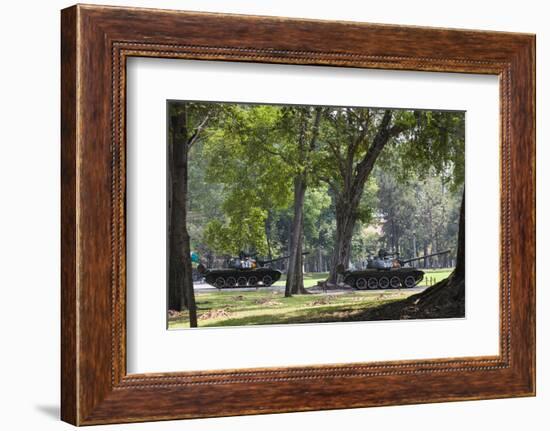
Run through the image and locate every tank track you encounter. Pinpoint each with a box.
[343,269,424,290]
[204,269,282,288]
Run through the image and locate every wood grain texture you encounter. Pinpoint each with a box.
[60,4,536,425]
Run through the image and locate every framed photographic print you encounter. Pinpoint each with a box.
[61,4,535,425]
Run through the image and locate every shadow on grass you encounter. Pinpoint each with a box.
[198,299,402,327]
[168,288,426,328]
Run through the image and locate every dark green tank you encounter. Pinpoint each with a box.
[338,249,451,289]
[197,253,295,288]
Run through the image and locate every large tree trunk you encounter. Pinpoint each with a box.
[168,112,198,327]
[454,189,465,278]
[328,197,360,283]
[401,188,465,313]
[404,189,465,314]
[285,175,308,296]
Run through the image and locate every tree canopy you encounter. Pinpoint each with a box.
[180,102,463,275]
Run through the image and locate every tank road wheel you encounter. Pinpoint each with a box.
[226,276,237,288]
[390,276,401,289]
[356,278,368,290]
[378,276,390,289]
[404,275,416,288]
[215,277,225,289]
[248,276,258,287]
[262,275,273,287]
[367,277,378,289]
[237,276,247,287]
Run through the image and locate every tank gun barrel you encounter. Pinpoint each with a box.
[258,252,310,266]
[400,249,451,265]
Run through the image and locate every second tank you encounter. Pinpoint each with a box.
[338,249,451,289]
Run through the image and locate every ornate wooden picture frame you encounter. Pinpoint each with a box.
[61,4,535,425]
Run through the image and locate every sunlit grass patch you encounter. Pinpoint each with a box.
[169,289,413,329]
[168,268,453,329]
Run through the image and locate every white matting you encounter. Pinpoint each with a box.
[126,58,500,373]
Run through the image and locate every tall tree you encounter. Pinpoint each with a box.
[320,108,405,283]
[168,102,216,327]
[321,108,464,282]
[283,107,324,296]
[206,104,325,296]
[378,110,465,268]
[201,105,293,256]
[389,112,466,314]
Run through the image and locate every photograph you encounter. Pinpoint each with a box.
[167,101,465,329]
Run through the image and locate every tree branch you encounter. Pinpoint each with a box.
[187,113,211,148]
[352,110,397,191]
[308,107,323,152]
[346,110,371,188]
[327,140,347,179]
[318,175,339,195]
[261,145,294,165]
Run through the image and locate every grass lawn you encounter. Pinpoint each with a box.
[417,268,453,286]
[168,268,453,329]
[273,271,330,288]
